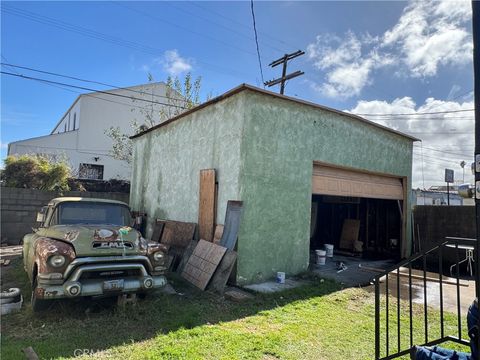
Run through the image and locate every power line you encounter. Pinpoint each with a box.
[250,0,265,86]
[1,62,193,104]
[1,5,253,80]
[369,116,474,121]
[413,145,474,158]
[1,64,166,130]
[407,131,472,134]
[413,151,473,162]
[188,1,296,51]
[1,71,187,109]
[354,109,474,116]
[164,2,286,54]
[412,151,467,165]
[113,2,258,59]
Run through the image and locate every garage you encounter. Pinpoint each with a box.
[131,84,417,284]
[310,162,407,261]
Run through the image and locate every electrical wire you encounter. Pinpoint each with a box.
[188,1,296,51]
[250,0,265,86]
[413,145,474,158]
[1,5,253,80]
[1,71,187,109]
[112,1,258,58]
[354,109,474,116]
[164,2,286,54]
[1,63,193,104]
[368,116,474,121]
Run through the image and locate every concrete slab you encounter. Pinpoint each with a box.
[311,255,396,287]
[243,278,309,294]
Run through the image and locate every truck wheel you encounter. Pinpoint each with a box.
[31,278,50,312]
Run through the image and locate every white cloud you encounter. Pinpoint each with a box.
[382,1,472,78]
[306,32,389,98]
[347,97,474,188]
[306,0,472,98]
[0,142,8,150]
[159,49,193,76]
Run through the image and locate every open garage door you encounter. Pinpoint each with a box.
[312,164,404,200]
[311,163,407,260]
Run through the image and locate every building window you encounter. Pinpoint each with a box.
[64,123,66,132]
[79,163,104,180]
[73,113,77,130]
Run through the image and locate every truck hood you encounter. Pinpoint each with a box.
[36,225,148,257]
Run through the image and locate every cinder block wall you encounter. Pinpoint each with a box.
[1,187,130,245]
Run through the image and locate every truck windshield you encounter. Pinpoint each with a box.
[55,202,132,226]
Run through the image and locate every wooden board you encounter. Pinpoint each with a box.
[208,250,237,294]
[339,219,360,251]
[182,239,226,290]
[159,220,196,248]
[177,240,198,274]
[213,224,224,245]
[151,220,165,242]
[198,169,216,242]
[219,201,243,250]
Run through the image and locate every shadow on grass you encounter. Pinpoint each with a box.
[1,258,342,359]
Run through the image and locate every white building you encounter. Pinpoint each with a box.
[8,82,179,180]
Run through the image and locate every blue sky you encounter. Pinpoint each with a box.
[1,1,475,187]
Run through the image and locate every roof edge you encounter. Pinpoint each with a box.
[130,83,420,142]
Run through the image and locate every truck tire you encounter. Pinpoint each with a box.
[31,278,50,312]
[0,288,21,304]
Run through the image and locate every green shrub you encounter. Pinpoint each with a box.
[1,155,71,191]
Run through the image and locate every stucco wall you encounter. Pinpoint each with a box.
[236,91,414,284]
[130,93,246,239]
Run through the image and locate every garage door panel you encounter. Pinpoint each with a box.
[312,164,404,200]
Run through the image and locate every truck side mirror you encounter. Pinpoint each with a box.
[36,206,47,223]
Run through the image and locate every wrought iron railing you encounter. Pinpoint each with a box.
[374,236,475,360]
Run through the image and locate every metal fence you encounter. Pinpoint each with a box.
[374,237,474,359]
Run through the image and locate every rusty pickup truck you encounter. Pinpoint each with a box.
[22,197,167,312]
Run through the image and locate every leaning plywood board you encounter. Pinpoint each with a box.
[219,201,243,250]
[177,240,198,274]
[208,250,237,294]
[159,220,196,248]
[339,219,360,251]
[182,239,227,290]
[198,169,216,242]
[151,220,165,242]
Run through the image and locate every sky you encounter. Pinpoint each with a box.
[0,1,475,188]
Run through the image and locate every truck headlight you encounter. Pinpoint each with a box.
[49,255,66,268]
[153,252,165,262]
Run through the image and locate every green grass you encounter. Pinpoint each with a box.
[0,258,469,360]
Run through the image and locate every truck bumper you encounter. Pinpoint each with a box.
[37,276,167,299]
[36,260,167,299]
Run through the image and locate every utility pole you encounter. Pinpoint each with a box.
[264,50,305,95]
[472,0,480,350]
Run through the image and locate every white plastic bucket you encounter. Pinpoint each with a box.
[276,272,286,284]
[316,249,326,265]
[325,244,334,257]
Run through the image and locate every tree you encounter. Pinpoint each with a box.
[1,154,71,191]
[105,73,203,164]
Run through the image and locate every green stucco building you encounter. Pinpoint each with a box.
[130,84,417,285]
